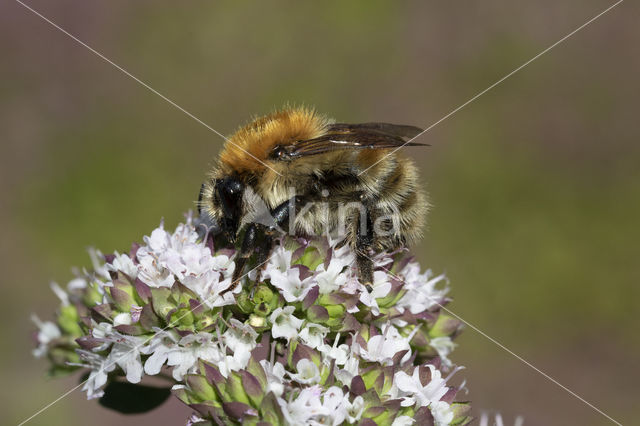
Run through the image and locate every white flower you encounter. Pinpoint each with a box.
[298,322,329,349]
[430,400,455,426]
[130,305,143,323]
[136,220,237,307]
[82,321,146,385]
[479,413,525,426]
[144,221,235,296]
[263,245,293,276]
[358,270,391,315]
[109,334,146,384]
[67,276,89,291]
[315,258,350,294]
[87,247,110,280]
[113,312,132,326]
[397,264,449,314]
[357,324,411,366]
[143,331,178,375]
[31,314,61,358]
[91,321,112,337]
[266,267,315,302]
[277,385,326,425]
[186,413,207,426]
[318,386,348,425]
[181,267,236,308]
[143,331,223,380]
[327,236,356,265]
[289,358,321,385]
[145,226,171,252]
[168,333,224,380]
[222,319,258,367]
[218,354,249,378]
[75,350,114,399]
[136,250,174,287]
[106,252,138,278]
[270,306,303,341]
[279,386,360,426]
[318,333,350,366]
[343,395,365,423]
[260,360,287,397]
[177,244,215,277]
[49,282,70,306]
[334,354,360,385]
[429,336,457,369]
[393,365,450,410]
[392,416,416,426]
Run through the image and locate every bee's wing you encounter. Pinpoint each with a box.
[329,122,424,139]
[272,123,426,160]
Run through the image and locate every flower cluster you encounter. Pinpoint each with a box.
[33,214,471,425]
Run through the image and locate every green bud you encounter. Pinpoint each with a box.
[57,305,83,336]
[82,282,104,306]
[171,308,195,327]
[197,314,217,330]
[172,386,191,405]
[235,291,255,314]
[49,346,80,367]
[248,314,266,328]
[186,374,218,403]
[430,313,463,338]
[450,402,473,425]
[254,302,271,317]
[110,274,137,312]
[252,285,274,305]
[150,288,174,320]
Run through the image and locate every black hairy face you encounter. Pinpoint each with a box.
[214,177,244,243]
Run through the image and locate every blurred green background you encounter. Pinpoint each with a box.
[2,1,638,425]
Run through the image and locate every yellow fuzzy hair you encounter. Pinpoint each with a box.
[218,106,330,174]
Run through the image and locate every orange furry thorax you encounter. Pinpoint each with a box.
[218,107,329,175]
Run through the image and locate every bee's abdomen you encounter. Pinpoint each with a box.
[369,156,428,248]
[287,153,427,250]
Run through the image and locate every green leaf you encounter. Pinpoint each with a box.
[293,246,323,270]
[98,381,171,414]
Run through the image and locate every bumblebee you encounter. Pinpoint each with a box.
[196,106,428,291]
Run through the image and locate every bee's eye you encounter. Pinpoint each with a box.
[271,146,287,159]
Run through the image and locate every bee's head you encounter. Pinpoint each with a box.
[196,176,244,244]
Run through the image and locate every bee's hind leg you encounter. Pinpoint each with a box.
[354,204,375,292]
[356,253,374,292]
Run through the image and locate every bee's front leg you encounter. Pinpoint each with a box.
[226,223,263,294]
[225,196,305,294]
